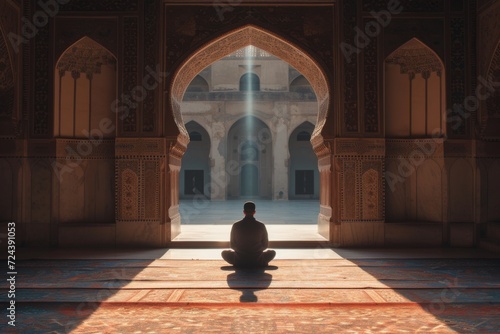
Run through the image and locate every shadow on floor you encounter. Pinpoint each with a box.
[222,265,278,302]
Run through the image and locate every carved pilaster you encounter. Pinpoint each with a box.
[115,138,166,222]
[143,0,159,133]
[362,17,379,134]
[122,17,139,134]
[342,0,359,133]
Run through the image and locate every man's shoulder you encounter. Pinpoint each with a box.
[254,219,265,226]
[232,217,266,226]
[233,219,245,226]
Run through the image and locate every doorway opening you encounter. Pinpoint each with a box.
[169,26,331,244]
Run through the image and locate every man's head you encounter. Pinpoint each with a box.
[243,201,256,216]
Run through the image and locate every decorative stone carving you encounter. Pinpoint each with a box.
[54,18,118,59]
[341,161,357,220]
[343,0,359,132]
[170,25,331,163]
[362,169,379,220]
[363,20,379,133]
[334,138,385,157]
[122,17,138,133]
[143,160,160,220]
[55,139,115,158]
[142,0,159,133]
[164,6,334,74]
[121,168,139,220]
[57,37,116,76]
[115,138,166,158]
[385,39,443,75]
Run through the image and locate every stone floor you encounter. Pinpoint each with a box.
[178,199,320,225]
[176,199,324,243]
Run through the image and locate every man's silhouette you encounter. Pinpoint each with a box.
[221,201,276,268]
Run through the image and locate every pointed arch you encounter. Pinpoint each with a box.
[180,121,211,199]
[54,37,117,138]
[239,72,260,91]
[384,38,446,137]
[186,75,210,93]
[482,39,500,137]
[289,121,318,199]
[386,38,444,75]
[170,25,330,158]
[290,75,315,97]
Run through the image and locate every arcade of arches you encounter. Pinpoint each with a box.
[0,0,500,250]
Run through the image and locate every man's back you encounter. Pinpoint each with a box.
[231,216,268,255]
[221,201,275,267]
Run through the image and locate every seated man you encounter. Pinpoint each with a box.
[221,201,276,268]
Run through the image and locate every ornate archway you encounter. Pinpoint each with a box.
[166,25,332,241]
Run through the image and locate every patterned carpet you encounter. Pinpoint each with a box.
[2,258,500,333]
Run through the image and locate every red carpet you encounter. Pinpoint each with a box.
[2,258,500,333]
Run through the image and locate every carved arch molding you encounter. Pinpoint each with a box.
[169,25,331,162]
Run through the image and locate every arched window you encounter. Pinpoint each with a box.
[54,37,117,138]
[239,73,260,91]
[297,131,311,141]
[189,131,202,141]
[384,38,445,137]
[290,75,314,96]
[186,75,209,92]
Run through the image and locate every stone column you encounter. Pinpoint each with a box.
[272,103,289,200]
[210,121,227,200]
